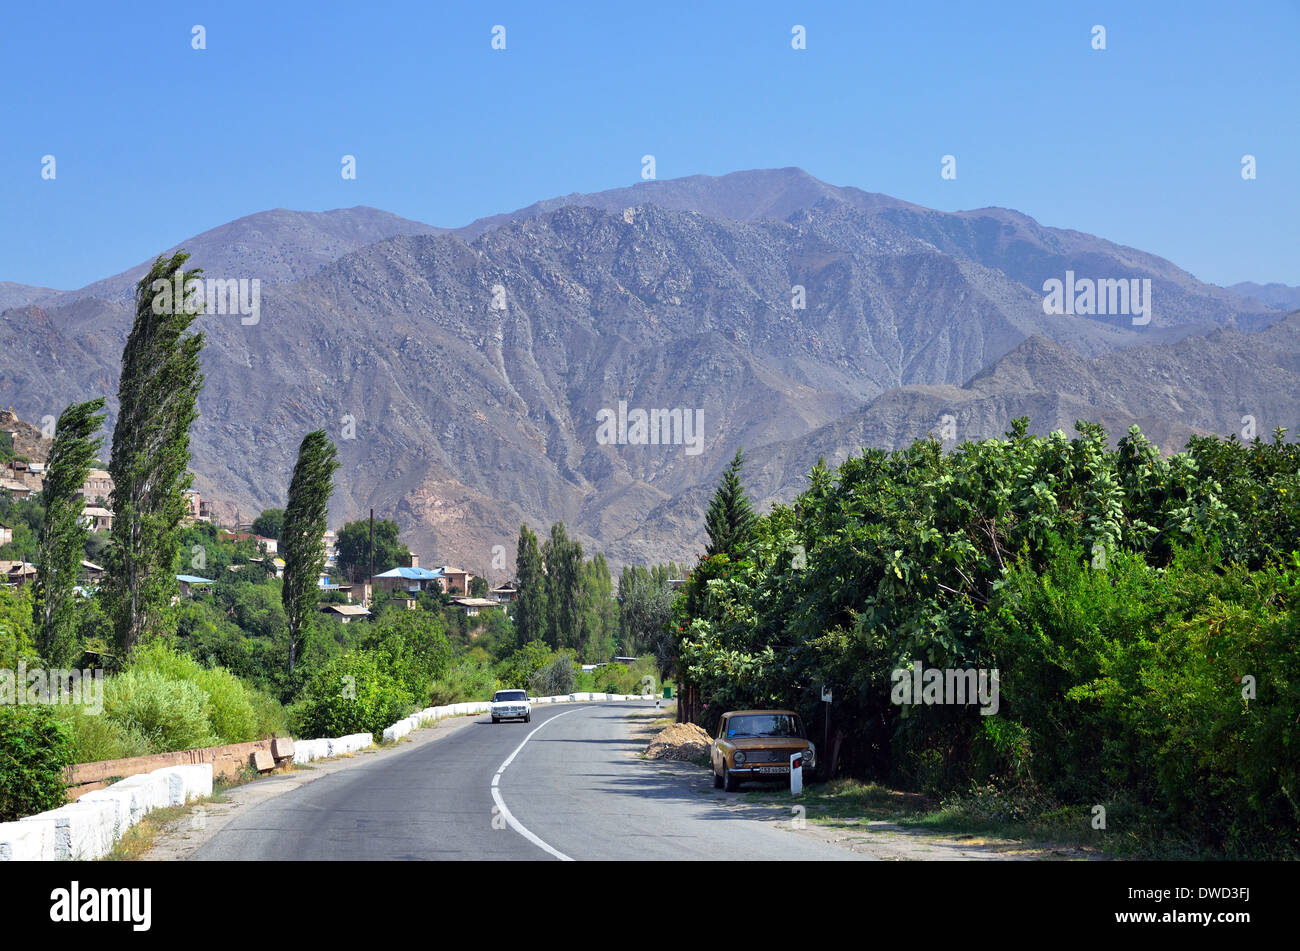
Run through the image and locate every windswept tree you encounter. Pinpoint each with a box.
[281,430,339,672]
[514,524,548,645]
[33,398,106,665]
[104,252,205,654]
[704,448,756,558]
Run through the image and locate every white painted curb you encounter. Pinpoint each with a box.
[1,762,214,861]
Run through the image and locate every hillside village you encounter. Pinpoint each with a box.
[1,407,513,621]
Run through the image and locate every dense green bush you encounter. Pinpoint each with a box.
[428,655,499,705]
[529,653,577,696]
[675,420,1300,854]
[291,651,413,740]
[51,703,151,763]
[0,705,73,820]
[103,669,219,753]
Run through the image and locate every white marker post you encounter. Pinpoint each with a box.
[790,752,803,796]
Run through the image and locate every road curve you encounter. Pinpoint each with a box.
[190,701,863,861]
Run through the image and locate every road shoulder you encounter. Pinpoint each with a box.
[140,714,482,861]
[630,711,1101,861]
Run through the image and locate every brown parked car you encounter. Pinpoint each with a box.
[710,710,816,791]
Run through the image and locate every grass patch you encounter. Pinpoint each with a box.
[100,798,217,861]
[742,779,1121,856]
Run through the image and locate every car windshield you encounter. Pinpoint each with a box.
[494,690,526,702]
[726,714,802,738]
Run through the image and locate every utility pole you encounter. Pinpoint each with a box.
[368,507,375,592]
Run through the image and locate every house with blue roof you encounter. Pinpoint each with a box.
[176,574,215,598]
[371,564,444,596]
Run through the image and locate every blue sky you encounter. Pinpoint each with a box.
[1,1,1296,289]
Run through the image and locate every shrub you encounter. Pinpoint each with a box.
[0,705,72,820]
[192,667,259,744]
[428,657,499,705]
[103,669,218,753]
[292,651,413,740]
[247,686,291,738]
[51,704,151,764]
[529,653,577,696]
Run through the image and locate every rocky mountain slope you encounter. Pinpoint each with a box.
[0,169,1285,573]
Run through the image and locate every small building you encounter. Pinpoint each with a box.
[322,604,371,623]
[218,531,278,555]
[176,574,215,598]
[318,573,355,603]
[81,469,114,504]
[0,560,37,586]
[80,506,114,533]
[490,582,518,603]
[183,489,213,525]
[371,565,444,595]
[80,560,105,583]
[450,597,501,618]
[0,479,33,501]
[438,566,472,595]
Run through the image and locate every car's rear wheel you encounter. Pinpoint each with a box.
[723,765,740,792]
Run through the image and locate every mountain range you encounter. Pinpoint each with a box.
[1,168,1294,574]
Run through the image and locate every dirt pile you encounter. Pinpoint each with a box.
[645,722,712,761]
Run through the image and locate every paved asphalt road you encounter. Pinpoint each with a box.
[191,701,863,861]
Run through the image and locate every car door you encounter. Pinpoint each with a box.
[712,715,729,771]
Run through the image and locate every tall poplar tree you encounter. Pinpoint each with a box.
[104,252,205,654]
[33,398,106,665]
[281,430,339,672]
[514,524,548,645]
[543,521,582,651]
[704,448,756,558]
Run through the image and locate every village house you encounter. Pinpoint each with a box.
[371,564,444,595]
[175,574,215,598]
[217,531,278,555]
[0,479,33,501]
[450,596,501,617]
[0,561,37,586]
[183,489,213,525]
[437,566,472,595]
[321,604,371,623]
[491,582,518,603]
[81,469,113,504]
[80,506,114,533]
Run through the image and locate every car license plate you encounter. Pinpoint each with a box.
[758,766,788,774]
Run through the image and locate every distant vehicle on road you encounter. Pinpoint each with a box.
[491,689,532,723]
[710,710,815,791]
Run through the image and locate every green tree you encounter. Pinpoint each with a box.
[514,524,548,645]
[250,507,285,540]
[336,518,408,582]
[542,522,582,651]
[577,554,617,661]
[469,575,490,598]
[281,431,339,672]
[104,252,205,654]
[33,398,106,665]
[704,448,756,558]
